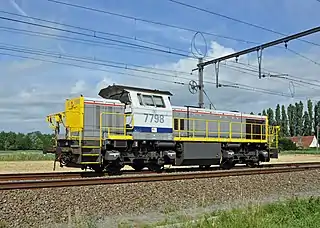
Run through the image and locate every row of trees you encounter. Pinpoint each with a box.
[257,99,320,138]
[0,131,53,151]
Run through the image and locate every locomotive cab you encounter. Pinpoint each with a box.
[99,84,174,141]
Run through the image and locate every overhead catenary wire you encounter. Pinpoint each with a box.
[0,10,191,57]
[0,41,194,76]
[285,47,320,67]
[168,0,320,47]
[46,0,259,45]
[231,60,320,84]
[4,18,319,90]
[222,63,320,94]
[0,52,187,85]
[0,42,194,77]
[5,6,319,82]
[0,16,193,59]
[6,41,303,96]
[0,26,186,59]
[224,61,320,90]
[0,45,191,79]
[0,44,293,98]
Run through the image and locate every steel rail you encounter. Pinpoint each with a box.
[1,164,320,191]
[1,162,320,182]
[0,170,152,181]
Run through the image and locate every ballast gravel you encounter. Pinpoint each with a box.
[1,169,320,228]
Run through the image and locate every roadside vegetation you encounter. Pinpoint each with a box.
[52,196,320,228]
[0,150,54,161]
[186,196,320,228]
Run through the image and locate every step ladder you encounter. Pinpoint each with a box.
[79,145,102,165]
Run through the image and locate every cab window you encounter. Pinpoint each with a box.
[137,93,143,105]
[153,95,165,108]
[142,95,154,106]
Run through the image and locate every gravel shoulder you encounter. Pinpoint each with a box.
[1,154,320,174]
[1,169,320,228]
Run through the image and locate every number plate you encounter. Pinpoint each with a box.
[144,113,164,123]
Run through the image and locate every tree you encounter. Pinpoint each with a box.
[262,109,267,116]
[308,99,313,134]
[275,104,281,126]
[0,131,54,151]
[295,101,304,136]
[281,105,288,137]
[287,104,295,137]
[314,101,320,135]
[266,108,275,125]
[303,111,311,136]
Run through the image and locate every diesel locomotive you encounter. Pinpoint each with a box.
[44,84,280,174]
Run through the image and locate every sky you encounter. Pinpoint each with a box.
[1,0,320,133]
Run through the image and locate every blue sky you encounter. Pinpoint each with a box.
[1,0,320,133]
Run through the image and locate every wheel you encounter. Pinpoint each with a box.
[106,165,122,176]
[220,159,234,170]
[90,165,104,173]
[106,160,124,176]
[131,164,145,172]
[147,163,164,173]
[246,161,259,168]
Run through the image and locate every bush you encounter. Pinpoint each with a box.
[278,137,297,151]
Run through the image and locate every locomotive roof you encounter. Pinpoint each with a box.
[98,84,173,99]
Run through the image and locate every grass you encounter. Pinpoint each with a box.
[180,197,320,228]
[55,196,320,228]
[0,150,55,161]
[281,149,320,155]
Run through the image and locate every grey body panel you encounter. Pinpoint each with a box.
[82,103,125,139]
[175,142,221,166]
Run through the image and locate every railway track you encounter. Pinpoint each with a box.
[1,162,320,182]
[1,162,320,191]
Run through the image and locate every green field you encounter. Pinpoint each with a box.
[0,150,55,161]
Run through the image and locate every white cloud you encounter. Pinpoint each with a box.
[70,80,86,95]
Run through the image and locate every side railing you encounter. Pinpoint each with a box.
[99,112,134,148]
[46,111,66,147]
[173,117,268,142]
[268,126,280,149]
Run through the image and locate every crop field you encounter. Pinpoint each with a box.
[0,150,55,161]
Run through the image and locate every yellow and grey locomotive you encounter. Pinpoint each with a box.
[45,84,280,174]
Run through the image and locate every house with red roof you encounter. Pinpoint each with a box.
[289,136,319,149]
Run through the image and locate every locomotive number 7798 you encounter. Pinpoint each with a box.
[144,113,165,123]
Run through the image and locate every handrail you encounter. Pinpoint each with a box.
[173,117,268,141]
[99,112,134,147]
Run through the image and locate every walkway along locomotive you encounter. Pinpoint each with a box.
[44,84,280,174]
